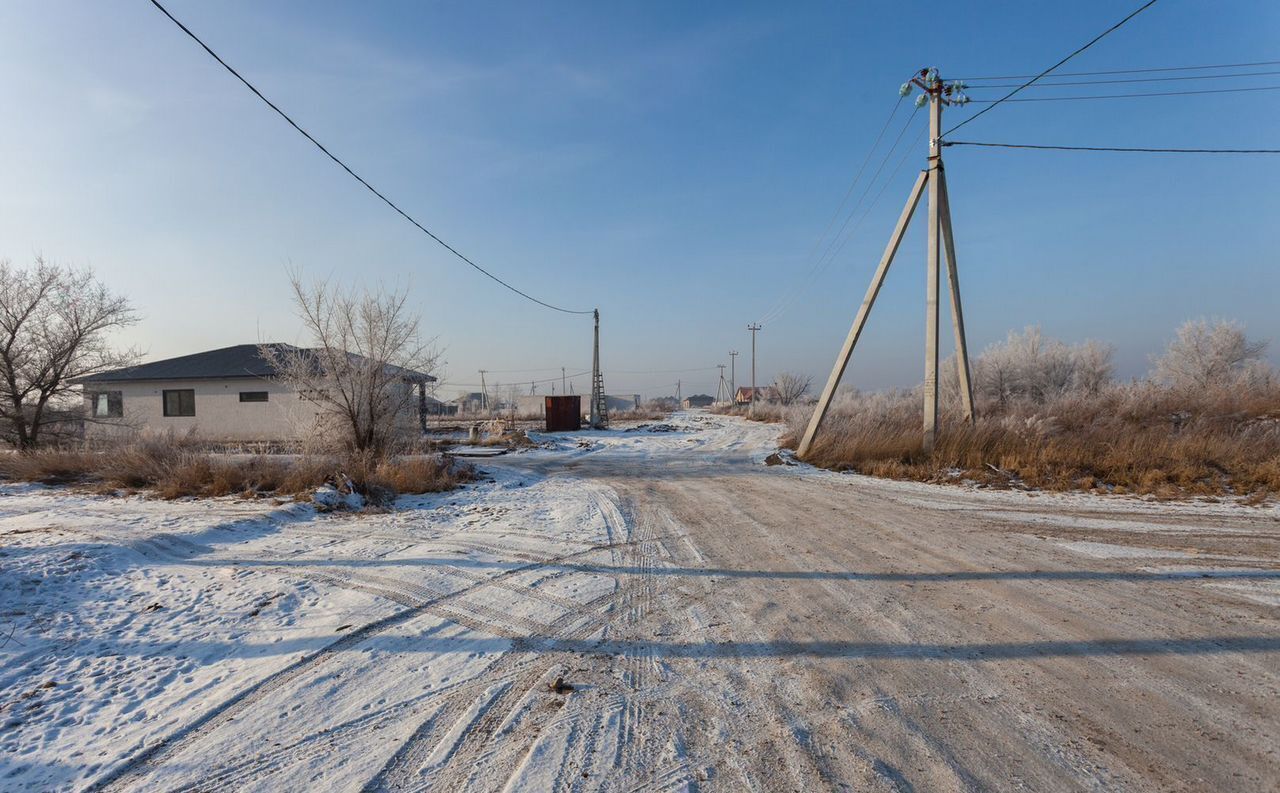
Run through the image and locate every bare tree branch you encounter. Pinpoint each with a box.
[773,372,813,406]
[0,257,137,449]
[261,272,439,457]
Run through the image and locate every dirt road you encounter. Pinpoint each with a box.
[481,417,1278,792]
[50,413,1278,791]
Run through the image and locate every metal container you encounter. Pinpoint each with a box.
[544,395,582,432]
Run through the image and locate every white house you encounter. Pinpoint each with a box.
[76,344,436,443]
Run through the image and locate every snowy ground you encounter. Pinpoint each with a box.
[2,412,1277,791]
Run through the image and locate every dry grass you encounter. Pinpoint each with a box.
[786,383,1280,499]
[0,440,474,504]
[711,402,792,423]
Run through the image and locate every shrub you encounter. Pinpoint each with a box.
[0,442,473,505]
[789,381,1280,498]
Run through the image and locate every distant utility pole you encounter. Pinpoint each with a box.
[716,364,730,404]
[561,367,566,395]
[797,67,975,459]
[589,309,608,428]
[676,379,682,406]
[529,381,537,396]
[478,369,489,413]
[747,324,761,418]
[728,350,738,400]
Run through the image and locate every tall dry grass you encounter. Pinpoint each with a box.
[786,383,1280,498]
[711,402,791,423]
[0,437,474,503]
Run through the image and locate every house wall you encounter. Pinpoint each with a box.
[83,378,322,442]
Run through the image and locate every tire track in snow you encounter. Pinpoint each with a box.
[88,536,643,792]
[366,484,637,792]
[363,584,636,791]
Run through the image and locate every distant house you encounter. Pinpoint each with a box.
[682,394,715,409]
[75,344,436,443]
[734,386,779,405]
[453,392,487,414]
[422,394,456,416]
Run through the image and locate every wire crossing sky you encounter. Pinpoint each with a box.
[147,0,594,316]
[1,0,1277,399]
[943,0,1162,136]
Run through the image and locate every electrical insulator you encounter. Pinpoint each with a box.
[914,94,928,109]
[899,82,913,97]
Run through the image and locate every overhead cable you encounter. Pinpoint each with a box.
[954,59,1280,81]
[965,69,1280,88]
[944,0,1162,136]
[965,84,1280,102]
[147,0,594,315]
[945,141,1280,154]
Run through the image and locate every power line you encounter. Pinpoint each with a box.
[440,370,592,389]
[954,59,1280,81]
[605,366,720,374]
[146,0,593,316]
[759,105,923,325]
[753,97,905,326]
[965,84,1280,102]
[439,364,721,387]
[944,141,1280,154]
[966,69,1280,88]
[824,122,929,266]
[764,115,929,328]
[944,0,1161,136]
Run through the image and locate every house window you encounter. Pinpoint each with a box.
[91,391,123,418]
[162,389,195,417]
[239,391,269,403]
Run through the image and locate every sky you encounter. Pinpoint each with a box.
[2,0,1278,400]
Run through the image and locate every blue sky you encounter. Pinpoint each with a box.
[2,1,1277,399]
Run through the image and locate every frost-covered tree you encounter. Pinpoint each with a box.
[1069,340,1115,396]
[971,327,1114,407]
[1152,318,1268,390]
[773,372,812,406]
[261,273,439,456]
[0,257,137,449]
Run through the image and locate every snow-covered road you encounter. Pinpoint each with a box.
[2,412,1277,791]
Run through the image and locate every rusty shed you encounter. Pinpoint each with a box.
[544,395,582,432]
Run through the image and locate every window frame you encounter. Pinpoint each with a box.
[162,389,196,417]
[90,390,123,418]
[238,391,269,403]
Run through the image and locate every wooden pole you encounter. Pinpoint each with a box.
[796,169,929,459]
[938,166,975,422]
[923,89,942,453]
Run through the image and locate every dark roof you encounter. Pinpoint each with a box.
[75,343,436,384]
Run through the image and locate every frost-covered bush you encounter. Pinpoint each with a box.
[1152,318,1269,391]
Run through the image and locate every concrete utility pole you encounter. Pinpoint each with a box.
[676,380,682,406]
[747,323,761,418]
[923,75,942,452]
[478,369,489,413]
[796,67,975,459]
[716,364,730,404]
[561,367,566,395]
[728,350,738,399]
